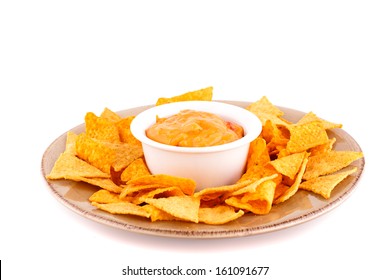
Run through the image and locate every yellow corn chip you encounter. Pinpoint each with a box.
[303,151,363,180]
[121,157,151,183]
[64,131,78,155]
[300,167,358,199]
[199,197,223,208]
[286,121,329,153]
[261,120,290,143]
[246,96,290,126]
[309,138,336,156]
[120,184,162,199]
[241,180,277,202]
[142,204,179,222]
[225,177,277,215]
[145,196,200,223]
[239,164,282,185]
[75,133,116,173]
[240,180,276,214]
[297,111,342,130]
[246,136,269,169]
[273,156,309,204]
[194,180,252,201]
[89,189,130,203]
[156,86,213,106]
[225,186,275,215]
[100,108,142,147]
[76,133,143,173]
[46,152,110,180]
[75,177,123,193]
[232,174,278,196]
[85,112,120,143]
[133,187,185,205]
[91,201,151,218]
[269,152,309,180]
[100,107,122,122]
[115,116,142,147]
[127,174,196,196]
[274,184,290,200]
[104,141,144,172]
[199,205,245,225]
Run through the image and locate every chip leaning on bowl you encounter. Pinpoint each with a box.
[46,86,364,225]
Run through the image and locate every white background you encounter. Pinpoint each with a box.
[1,1,389,279]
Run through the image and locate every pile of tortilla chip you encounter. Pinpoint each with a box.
[46,86,363,225]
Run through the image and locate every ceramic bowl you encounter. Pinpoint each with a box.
[131,101,262,190]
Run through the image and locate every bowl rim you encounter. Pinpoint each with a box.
[130,101,262,154]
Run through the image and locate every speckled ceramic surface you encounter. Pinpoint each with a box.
[41,101,365,239]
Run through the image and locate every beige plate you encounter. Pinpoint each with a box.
[41,101,365,239]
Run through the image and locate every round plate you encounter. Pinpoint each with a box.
[41,101,365,238]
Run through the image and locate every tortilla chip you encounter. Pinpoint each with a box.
[127,174,196,196]
[309,138,336,156]
[76,177,123,193]
[142,204,179,222]
[269,152,309,180]
[225,186,275,215]
[100,107,122,122]
[199,197,223,208]
[75,133,116,173]
[121,157,151,183]
[286,121,329,153]
[274,184,290,200]
[261,119,290,143]
[100,108,141,146]
[85,112,120,143]
[194,180,252,201]
[232,174,278,196]
[105,141,144,172]
[76,133,143,173]
[303,151,363,180]
[89,189,129,203]
[199,205,245,225]
[240,180,276,214]
[145,196,200,223]
[115,116,142,146]
[246,137,269,169]
[156,86,213,106]
[246,96,284,118]
[91,201,151,218]
[300,167,358,199]
[273,156,309,204]
[225,176,278,215]
[246,96,290,126]
[64,131,78,155]
[239,164,282,185]
[46,152,110,180]
[297,111,342,130]
[132,187,185,205]
[119,184,162,199]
